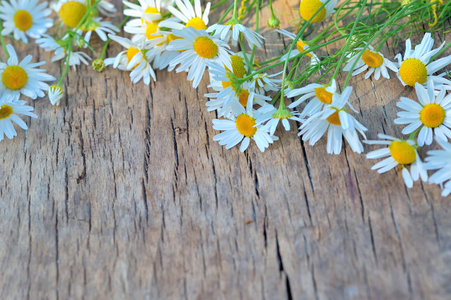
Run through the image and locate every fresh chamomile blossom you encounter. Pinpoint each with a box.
[299,86,367,154]
[261,106,303,136]
[105,35,156,84]
[287,79,337,117]
[212,96,277,152]
[36,35,91,70]
[0,0,52,43]
[54,0,87,28]
[0,93,37,141]
[424,138,451,197]
[0,44,55,99]
[365,134,427,188]
[394,80,451,146]
[207,21,264,48]
[343,45,398,80]
[158,0,211,31]
[277,29,319,66]
[251,72,281,95]
[395,32,451,87]
[78,17,119,44]
[48,85,64,106]
[299,0,337,23]
[123,0,162,23]
[167,27,231,88]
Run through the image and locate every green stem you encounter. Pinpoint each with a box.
[57,52,72,86]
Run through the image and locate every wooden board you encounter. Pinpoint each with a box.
[1,0,450,299]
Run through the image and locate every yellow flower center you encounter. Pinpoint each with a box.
[0,104,14,120]
[228,55,246,78]
[145,23,162,40]
[299,0,327,23]
[315,86,333,104]
[167,33,180,43]
[236,114,257,138]
[238,89,250,107]
[389,141,416,165]
[296,40,313,57]
[362,50,384,68]
[2,65,28,90]
[222,80,231,89]
[14,10,33,31]
[59,1,88,28]
[142,7,162,23]
[193,36,218,59]
[420,103,445,128]
[399,58,427,87]
[186,17,207,30]
[126,47,140,63]
[326,110,341,125]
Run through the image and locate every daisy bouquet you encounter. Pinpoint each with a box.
[1,0,451,196]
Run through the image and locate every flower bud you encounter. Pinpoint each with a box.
[48,85,64,106]
[267,15,280,28]
[92,59,105,72]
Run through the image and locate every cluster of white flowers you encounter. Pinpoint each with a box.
[1,0,451,197]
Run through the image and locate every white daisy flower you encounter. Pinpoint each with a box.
[212,96,277,152]
[343,45,398,80]
[287,79,337,117]
[299,86,367,154]
[277,29,320,66]
[424,138,451,197]
[78,17,119,43]
[55,0,88,28]
[167,27,231,88]
[123,0,162,23]
[395,32,451,87]
[299,0,337,23]
[158,0,210,31]
[0,93,37,141]
[0,44,55,99]
[260,106,303,136]
[48,85,64,106]
[395,80,451,146]
[250,72,282,95]
[104,35,157,84]
[0,0,52,43]
[207,22,264,48]
[36,35,92,70]
[365,134,428,188]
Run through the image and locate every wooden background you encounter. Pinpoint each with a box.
[1,0,451,299]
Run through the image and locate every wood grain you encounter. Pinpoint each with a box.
[1,0,450,299]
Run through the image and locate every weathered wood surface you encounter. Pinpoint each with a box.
[1,0,451,299]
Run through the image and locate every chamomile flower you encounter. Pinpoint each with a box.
[261,106,302,136]
[250,72,281,95]
[0,0,52,43]
[104,35,156,84]
[343,45,398,80]
[394,80,451,146]
[395,32,451,87]
[158,0,211,31]
[424,138,451,197]
[36,35,91,70]
[277,29,319,66]
[287,79,337,117]
[145,30,180,71]
[212,96,277,152]
[55,0,87,28]
[123,0,162,23]
[299,0,337,23]
[365,134,427,188]
[78,17,119,44]
[299,86,367,154]
[167,27,231,88]
[0,44,55,99]
[207,21,264,48]
[0,93,37,141]
[48,85,64,106]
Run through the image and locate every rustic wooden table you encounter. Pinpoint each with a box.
[1,0,450,299]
